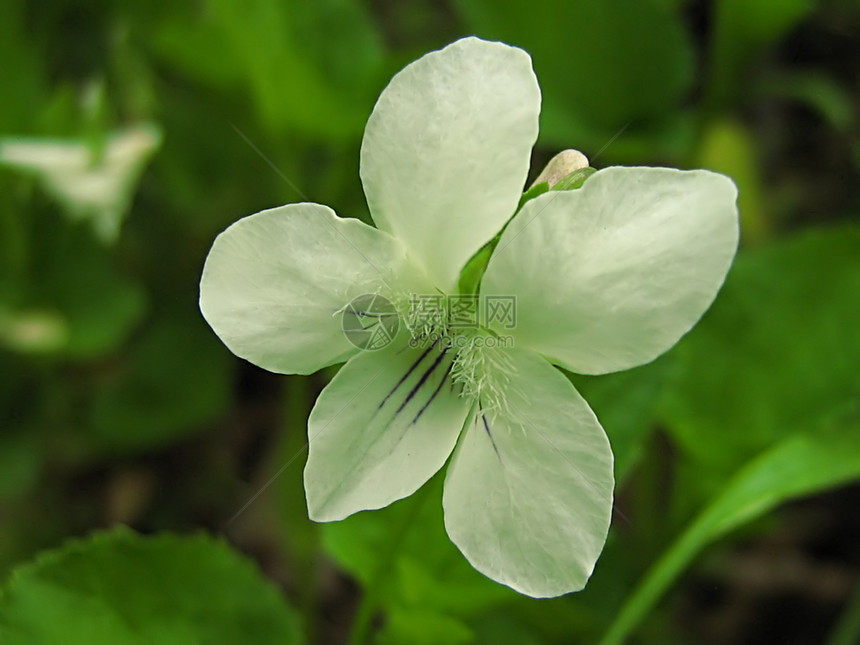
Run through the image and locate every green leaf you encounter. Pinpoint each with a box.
[455,0,694,142]
[322,474,513,619]
[661,225,860,477]
[761,70,855,132]
[156,0,383,140]
[516,181,549,211]
[568,355,672,484]
[551,166,596,191]
[31,221,146,359]
[457,241,495,295]
[600,412,860,645]
[458,166,594,296]
[469,612,544,645]
[708,0,815,109]
[0,2,46,131]
[377,608,474,645]
[696,119,769,246]
[0,527,304,644]
[90,309,232,451]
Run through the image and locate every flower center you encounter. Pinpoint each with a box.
[450,333,516,418]
[390,291,518,419]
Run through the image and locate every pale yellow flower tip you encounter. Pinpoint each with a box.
[531,149,590,189]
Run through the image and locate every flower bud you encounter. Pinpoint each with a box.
[530,149,589,189]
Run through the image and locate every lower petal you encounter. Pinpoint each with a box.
[443,348,614,597]
[305,337,471,521]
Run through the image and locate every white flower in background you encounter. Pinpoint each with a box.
[199,37,738,597]
[0,124,161,242]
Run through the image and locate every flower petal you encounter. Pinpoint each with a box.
[481,167,739,374]
[360,37,540,292]
[200,203,426,375]
[305,338,471,521]
[443,348,614,597]
[0,125,161,243]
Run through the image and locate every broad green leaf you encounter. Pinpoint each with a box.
[377,608,474,645]
[455,0,694,144]
[696,119,769,246]
[717,0,814,48]
[568,355,672,484]
[829,580,860,645]
[90,309,231,451]
[469,613,543,645]
[0,527,304,644]
[761,71,855,132]
[661,226,860,476]
[708,0,815,109]
[600,414,860,645]
[322,474,514,618]
[156,0,383,140]
[0,3,45,131]
[27,217,146,359]
[150,6,247,90]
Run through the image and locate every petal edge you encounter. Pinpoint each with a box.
[360,37,541,292]
[200,202,423,375]
[482,167,739,375]
[443,348,614,597]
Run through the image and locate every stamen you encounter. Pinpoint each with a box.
[451,339,517,420]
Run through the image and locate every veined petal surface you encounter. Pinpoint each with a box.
[482,167,739,374]
[200,203,425,375]
[360,37,540,292]
[443,348,614,597]
[305,338,471,521]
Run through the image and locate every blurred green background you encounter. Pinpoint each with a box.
[1,0,859,643]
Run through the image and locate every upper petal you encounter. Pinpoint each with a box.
[199,202,427,375]
[304,337,471,521]
[481,167,739,375]
[443,347,614,597]
[360,37,540,292]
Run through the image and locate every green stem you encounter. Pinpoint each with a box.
[347,483,433,645]
[598,521,706,645]
[827,578,860,645]
[278,376,320,644]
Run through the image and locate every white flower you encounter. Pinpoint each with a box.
[199,37,738,597]
[0,124,161,242]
